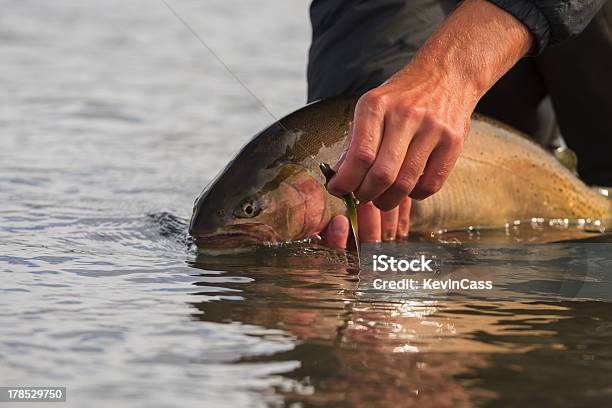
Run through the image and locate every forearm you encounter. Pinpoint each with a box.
[404,0,533,106]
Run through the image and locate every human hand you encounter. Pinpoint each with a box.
[326,0,532,212]
[321,196,412,249]
[327,62,475,211]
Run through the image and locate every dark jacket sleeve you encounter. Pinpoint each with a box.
[486,0,608,53]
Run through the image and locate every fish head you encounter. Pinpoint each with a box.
[189,128,334,252]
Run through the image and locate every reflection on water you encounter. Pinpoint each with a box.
[188,243,612,407]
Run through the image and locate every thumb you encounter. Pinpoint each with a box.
[321,215,349,249]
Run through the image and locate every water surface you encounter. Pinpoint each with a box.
[1,1,612,407]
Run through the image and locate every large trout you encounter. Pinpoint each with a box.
[189,96,610,251]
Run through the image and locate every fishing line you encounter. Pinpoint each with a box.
[160,0,289,132]
[160,0,318,169]
[160,1,359,252]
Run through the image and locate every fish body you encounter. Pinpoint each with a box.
[189,96,610,250]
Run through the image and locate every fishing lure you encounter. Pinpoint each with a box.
[320,163,360,262]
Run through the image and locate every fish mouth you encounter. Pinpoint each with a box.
[194,231,262,245]
[191,225,277,251]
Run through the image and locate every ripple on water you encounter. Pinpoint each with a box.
[2,0,612,407]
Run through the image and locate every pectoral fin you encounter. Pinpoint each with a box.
[553,147,578,174]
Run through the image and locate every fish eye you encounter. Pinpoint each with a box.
[236,199,260,218]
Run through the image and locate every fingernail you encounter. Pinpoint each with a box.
[383,231,396,242]
[397,223,409,238]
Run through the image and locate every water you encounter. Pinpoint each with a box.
[1,1,612,407]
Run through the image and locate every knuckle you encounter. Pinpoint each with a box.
[360,91,386,114]
[353,147,377,167]
[330,179,350,194]
[395,102,420,120]
[392,178,415,195]
[421,113,440,130]
[370,165,395,186]
[419,178,443,196]
[442,128,464,146]
[394,169,420,193]
[374,197,396,212]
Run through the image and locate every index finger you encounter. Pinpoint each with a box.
[327,93,385,195]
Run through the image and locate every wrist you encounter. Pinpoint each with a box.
[408,52,485,111]
[406,0,533,107]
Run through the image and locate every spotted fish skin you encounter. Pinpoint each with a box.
[409,116,610,232]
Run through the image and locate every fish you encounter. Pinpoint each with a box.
[189,96,611,251]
